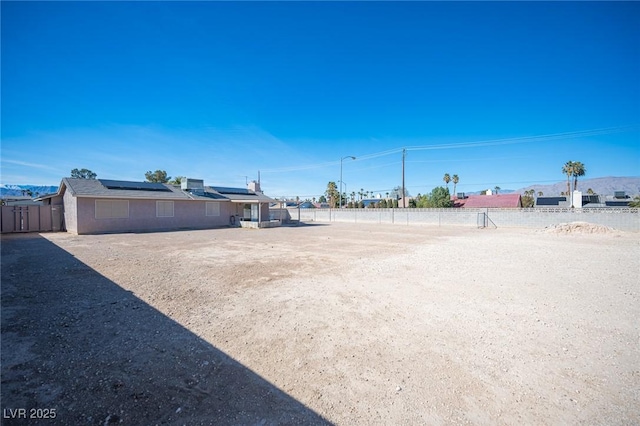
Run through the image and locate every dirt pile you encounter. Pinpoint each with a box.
[543,221,618,234]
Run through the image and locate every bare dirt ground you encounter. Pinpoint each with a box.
[2,222,639,425]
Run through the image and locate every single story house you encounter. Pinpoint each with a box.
[455,194,522,208]
[0,197,44,206]
[535,196,569,207]
[37,177,276,234]
[535,194,633,208]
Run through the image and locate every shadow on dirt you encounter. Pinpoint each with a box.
[1,234,330,425]
[280,222,330,228]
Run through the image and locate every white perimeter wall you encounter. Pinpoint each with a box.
[290,208,640,232]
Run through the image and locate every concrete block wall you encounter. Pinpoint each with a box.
[293,208,640,232]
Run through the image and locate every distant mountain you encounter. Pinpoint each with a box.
[514,176,640,197]
[0,184,59,198]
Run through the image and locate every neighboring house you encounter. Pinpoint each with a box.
[535,194,632,208]
[36,177,276,234]
[361,198,382,207]
[396,197,412,208]
[0,197,43,206]
[535,196,569,207]
[457,194,522,208]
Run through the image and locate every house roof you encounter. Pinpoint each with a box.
[452,197,468,208]
[535,196,568,206]
[63,178,189,200]
[57,178,276,203]
[461,194,522,208]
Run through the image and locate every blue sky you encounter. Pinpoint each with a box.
[1,1,638,199]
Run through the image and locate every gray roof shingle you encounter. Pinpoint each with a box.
[61,178,276,203]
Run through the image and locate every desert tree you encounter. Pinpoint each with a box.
[325,181,339,208]
[452,174,459,195]
[586,188,594,195]
[521,190,535,208]
[389,186,408,200]
[443,173,451,190]
[494,186,501,194]
[562,161,574,196]
[145,170,170,183]
[71,168,97,179]
[571,161,586,192]
[430,186,453,208]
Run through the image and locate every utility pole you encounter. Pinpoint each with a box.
[402,148,406,208]
[340,156,356,209]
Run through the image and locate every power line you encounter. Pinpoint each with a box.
[259,126,635,174]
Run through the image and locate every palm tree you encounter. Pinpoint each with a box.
[522,190,535,208]
[494,186,501,195]
[562,161,574,198]
[350,191,356,203]
[452,174,459,196]
[443,173,451,190]
[572,161,586,192]
[360,188,364,201]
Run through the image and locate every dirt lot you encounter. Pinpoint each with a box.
[2,223,639,425]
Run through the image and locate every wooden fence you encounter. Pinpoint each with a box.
[0,205,63,233]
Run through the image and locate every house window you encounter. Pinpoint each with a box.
[156,201,174,217]
[95,200,129,219]
[206,202,220,217]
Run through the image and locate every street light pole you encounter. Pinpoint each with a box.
[339,181,347,206]
[340,156,356,209]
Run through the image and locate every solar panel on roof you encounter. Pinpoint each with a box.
[99,179,171,192]
[210,186,253,195]
[198,191,227,200]
[536,197,566,206]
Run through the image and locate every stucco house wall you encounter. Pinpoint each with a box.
[63,190,78,234]
[74,198,241,234]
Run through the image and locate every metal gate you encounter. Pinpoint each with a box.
[0,205,62,233]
